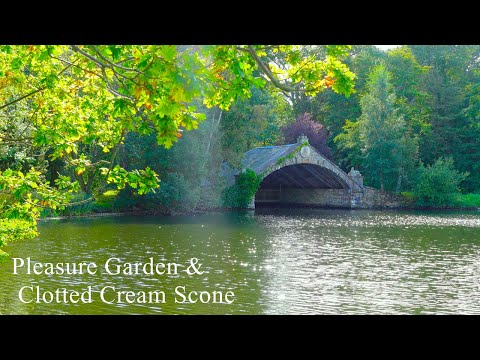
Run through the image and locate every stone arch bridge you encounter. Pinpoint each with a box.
[222,135,373,209]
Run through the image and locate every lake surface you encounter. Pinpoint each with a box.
[1,209,480,314]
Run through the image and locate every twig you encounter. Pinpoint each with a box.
[0,63,73,110]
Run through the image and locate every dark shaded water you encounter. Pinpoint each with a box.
[1,209,480,314]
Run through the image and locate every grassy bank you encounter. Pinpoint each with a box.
[40,190,121,218]
[400,191,480,210]
[453,193,480,208]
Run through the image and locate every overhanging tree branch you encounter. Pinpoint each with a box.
[71,45,107,68]
[71,45,138,101]
[0,63,74,110]
[0,88,44,110]
[246,45,296,92]
[245,45,324,94]
[91,46,142,73]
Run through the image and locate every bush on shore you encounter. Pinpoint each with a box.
[414,158,468,207]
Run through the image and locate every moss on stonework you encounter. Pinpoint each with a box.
[276,142,309,166]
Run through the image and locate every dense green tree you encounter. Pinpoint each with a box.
[117,105,226,213]
[410,45,480,192]
[220,87,288,168]
[462,63,480,192]
[337,64,418,191]
[385,46,431,135]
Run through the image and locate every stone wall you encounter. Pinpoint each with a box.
[255,187,403,209]
[277,188,352,208]
[358,187,402,208]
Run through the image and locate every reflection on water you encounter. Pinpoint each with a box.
[1,209,480,314]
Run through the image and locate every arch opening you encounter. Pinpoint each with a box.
[255,164,351,208]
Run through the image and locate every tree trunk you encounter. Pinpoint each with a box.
[205,108,222,157]
[73,172,89,195]
[395,173,402,193]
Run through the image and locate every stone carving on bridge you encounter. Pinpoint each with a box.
[348,167,364,189]
[297,134,309,144]
[348,167,361,177]
[300,146,311,158]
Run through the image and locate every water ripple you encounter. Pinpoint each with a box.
[1,209,479,314]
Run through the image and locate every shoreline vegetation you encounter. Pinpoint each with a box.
[39,198,480,222]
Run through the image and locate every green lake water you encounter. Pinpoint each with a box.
[1,209,480,314]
